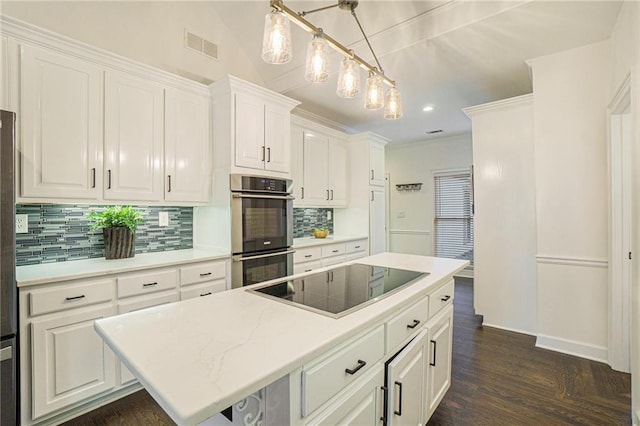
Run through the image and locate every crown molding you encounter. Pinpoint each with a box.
[463,93,533,118]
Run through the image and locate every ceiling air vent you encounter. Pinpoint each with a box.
[184,30,219,60]
[426,129,443,134]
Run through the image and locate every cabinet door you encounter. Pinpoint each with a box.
[302,132,329,206]
[104,70,164,201]
[264,103,290,173]
[290,124,304,205]
[370,143,385,187]
[165,88,211,203]
[20,44,102,199]
[234,92,265,170]
[117,292,179,385]
[31,305,117,419]
[387,329,428,426]
[370,187,386,255]
[328,139,347,206]
[426,305,453,418]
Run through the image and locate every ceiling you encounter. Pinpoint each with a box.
[211,0,623,144]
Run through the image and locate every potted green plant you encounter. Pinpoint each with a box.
[89,206,143,259]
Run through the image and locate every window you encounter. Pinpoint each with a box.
[434,169,474,264]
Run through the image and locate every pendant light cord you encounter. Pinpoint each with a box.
[351,10,384,76]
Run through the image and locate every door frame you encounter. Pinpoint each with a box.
[608,72,633,373]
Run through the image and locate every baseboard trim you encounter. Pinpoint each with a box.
[536,255,608,268]
[481,322,536,337]
[635,409,640,426]
[536,334,608,364]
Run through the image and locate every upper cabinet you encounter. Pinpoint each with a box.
[9,24,212,205]
[103,70,164,201]
[210,75,300,177]
[20,44,103,200]
[291,116,348,208]
[164,88,211,203]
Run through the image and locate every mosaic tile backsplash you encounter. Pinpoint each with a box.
[15,205,193,266]
[293,208,334,238]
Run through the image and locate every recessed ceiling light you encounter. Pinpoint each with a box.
[422,105,434,112]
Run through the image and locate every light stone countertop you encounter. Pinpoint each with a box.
[94,252,468,425]
[292,235,368,248]
[16,248,230,287]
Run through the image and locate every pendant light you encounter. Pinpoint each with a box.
[336,56,360,98]
[261,9,292,64]
[364,73,384,110]
[384,86,403,119]
[263,0,403,120]
[305,33,329,83]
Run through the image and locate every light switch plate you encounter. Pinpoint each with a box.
[159,211,169,227]
[327,211,332,220]
[16,214,28,233]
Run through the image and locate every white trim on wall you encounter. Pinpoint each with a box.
[481,322,536,337]
[387,229,431,236]
[536,334,608,364]
[536,255,608,268]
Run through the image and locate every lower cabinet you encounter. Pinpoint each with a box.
[293,239,368,274]
[20,257,229,425]
[386,329,429,426]
[426,304,454,418]
[30,305,117,419]
[292,286,455,426]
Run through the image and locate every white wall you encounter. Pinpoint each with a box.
[464,95,537,336]
[385,134,472,256]
[530,41,611,362]
[610,1,640,422]
[1,1,263,85]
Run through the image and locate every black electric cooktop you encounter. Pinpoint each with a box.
[249,263,428,318]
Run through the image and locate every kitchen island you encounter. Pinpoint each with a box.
[94,253,468,425]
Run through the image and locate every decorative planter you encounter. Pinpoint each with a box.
[103,227,135,259]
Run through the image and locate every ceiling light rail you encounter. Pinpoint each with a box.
[262,0,403,119]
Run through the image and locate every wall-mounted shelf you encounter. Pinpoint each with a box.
[395,183,422,192]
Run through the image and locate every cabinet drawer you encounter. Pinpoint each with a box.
[294,247,322,264]
[429,279,454,319]
[117,269,178,298]
[180,280,226,300]
[294,260,322,275]
[302,325,384,416]
[346,252,366,262]
[180,261,226,286]
[321,243,346,258]
[346,240,366,254]
[385,297,429,352]
[29,279,114,316]
[321,256,345,267]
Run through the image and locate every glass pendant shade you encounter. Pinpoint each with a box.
[305,36,329,83]
[384,87,403,119]
[364,74,384,110]
[262,10,292,64]
[336,57,360,98]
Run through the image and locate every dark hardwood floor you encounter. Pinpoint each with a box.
[65,278,632,425]
[427,277,632,426]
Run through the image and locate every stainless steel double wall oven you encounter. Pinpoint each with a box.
[230,174,294,288]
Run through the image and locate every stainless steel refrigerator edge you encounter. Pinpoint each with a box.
[0,110,18,425]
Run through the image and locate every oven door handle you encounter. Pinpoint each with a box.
[233,249,296,262]
[232,193,295,201]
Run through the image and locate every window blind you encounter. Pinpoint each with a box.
[434,171,474,263]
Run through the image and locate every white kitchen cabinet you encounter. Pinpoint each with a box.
[31,305,117,419]
[305,365,383,426]
[370,143,385,187]
[211,75,299,178]
[426,305,454,418]
[20,44,103,200]
[104,70,164,201]
[370,187,386,255]
[386,328,429,426]
[164,88,211,203]
[298,131,347,207]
